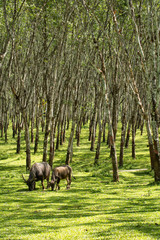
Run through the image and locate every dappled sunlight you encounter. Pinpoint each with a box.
[0,122,160,239]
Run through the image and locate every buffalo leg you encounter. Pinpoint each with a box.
[46,177,50,189]
[66,176,71,189]
[56,178,60,190]
[41,180,45,190]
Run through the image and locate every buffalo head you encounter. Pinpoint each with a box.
[22,174,35,191]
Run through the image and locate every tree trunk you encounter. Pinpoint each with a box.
[89,116,92,141]
[132,112,136,159]
[12,117,16,138]
[104,83,119,182]
[95,102,102,165]
[112,92,118,141]
[4,111,8,143]
[56,121,60,150]
[60,106,66,145]
[90,85,97,150]
[34,111,40,154]
[102,114,107,143]
[66,120,76,165]
[119,102,127,167]
[76,119,81,147]
[125,120,131,148]
[66,102,77,165]
[16,116,22,154]
[145,118,155,170]
[16,124,21,154]
[22,111,31,170]
[49,118,56,168]
[63,118,66,143]
[43,97,52,162]
[152,120,160,181]
[31,114,35,144]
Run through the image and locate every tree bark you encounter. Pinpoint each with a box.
[95,100,102,165]
[66,101,77,165]
[49,117,56,168]
[22,111,31,170]
[43,97,53,162]
[131,107,136,159]
[65,119,76,165]
[90,87,97,151]
[152,120,160,181]
[125,120,131,148]
[145,118,155,170]
[119,101,127,167]
[34,106,40,154]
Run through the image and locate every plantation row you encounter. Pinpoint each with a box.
[0,1,160,182]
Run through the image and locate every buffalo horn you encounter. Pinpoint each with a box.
[22,174,27,183]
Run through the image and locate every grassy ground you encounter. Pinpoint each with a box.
[0,124,160,240]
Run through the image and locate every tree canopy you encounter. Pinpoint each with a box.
[0,0,160,182]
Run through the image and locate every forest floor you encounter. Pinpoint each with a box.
[0,124,160,240]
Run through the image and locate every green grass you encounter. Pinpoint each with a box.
[0,124,160,240]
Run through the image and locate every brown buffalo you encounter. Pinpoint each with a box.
[50,165,75,191]
[22,162,51,191]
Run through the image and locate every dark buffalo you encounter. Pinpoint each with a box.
[22,162,51,191]
[50,165,75,191]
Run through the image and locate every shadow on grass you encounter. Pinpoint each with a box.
[0,163,160,240]
[94,222,160,240]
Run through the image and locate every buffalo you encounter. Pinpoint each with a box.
[22,162,51,191]
[50,165,75,191]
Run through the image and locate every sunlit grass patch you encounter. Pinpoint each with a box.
[0,123,160,239]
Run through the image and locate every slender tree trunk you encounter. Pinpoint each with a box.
[60,106,66,145]
[89,116,92,141]
[119,101,127,167]
[102,113,106,143]
[56,121,60,150]
[16,123,21,154]
[152,120,160,181]
[22,111,31,170]
[90,114,97,151]
[104,81,119,182]
[112,92,118,141]
[63,118,66,143]
[112,56,119,141]
[108,110,119,182]
[16,115,22,154]
[43,97,53,162]
[132,112,136,159]
[12,116,16,138]
[41,116,45,132]
[60,120,64,145]
[125,119,131,148]
[95,101,102,165]
[34,110,40,154]
[0,95,4,138]
[31,89,36,143]
[145,118,155,170]
[66,102,77,165]
[90,84,97,150]
[66,119,76,165]
[31,111,35,144]
[49,117,56,168]
[76,119,82,147]
[0,122,3,138]
[4,111,8,143]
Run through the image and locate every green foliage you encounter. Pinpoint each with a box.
[0,124,159,239]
